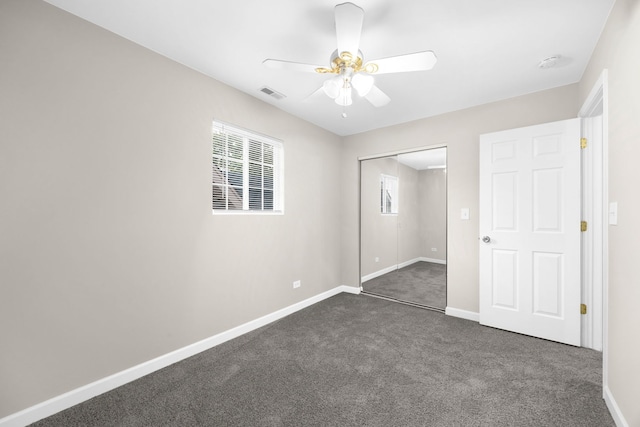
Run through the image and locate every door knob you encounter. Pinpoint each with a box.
[482,236,491,243]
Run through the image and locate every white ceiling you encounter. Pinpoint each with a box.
[43,0,615,136]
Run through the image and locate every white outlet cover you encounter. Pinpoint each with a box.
[609,202,618,225]
[461,208,470,220]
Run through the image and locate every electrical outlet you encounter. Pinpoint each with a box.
[293,280,301,289]
[431,248,437,252]
[375,257,380,262]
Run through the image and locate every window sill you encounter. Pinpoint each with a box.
[212,210,284,216]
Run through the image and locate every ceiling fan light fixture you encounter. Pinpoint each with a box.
[351,73,374,96]
[263,2,437,111]
[335,86,353,106]
[323,77,342,99]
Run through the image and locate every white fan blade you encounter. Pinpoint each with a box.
[367,51,437,74]
[364,85,391,107]
[302,87,326,103]
[263,59,325,73]
[335,2,364,60]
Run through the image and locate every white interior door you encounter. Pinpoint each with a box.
[479,118,581,346]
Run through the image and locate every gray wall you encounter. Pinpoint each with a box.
[418,169,447,262]
[397,163,421,266]
[579,0,640,424]
[0,0,342,417]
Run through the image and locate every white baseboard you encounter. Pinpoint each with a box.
[604,385,629,427]
[445,306,480,322]
[397,257,423,269]
[398,257,447,268]
[361,265,397,283]
[362,257,446,283]
[339,285,361,295]
[420,257,447,265]
[0,286,351,427]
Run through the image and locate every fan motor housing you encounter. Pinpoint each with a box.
[316,49,377,75]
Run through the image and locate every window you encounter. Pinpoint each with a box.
[380,174,398,214]
[212,121,283,213]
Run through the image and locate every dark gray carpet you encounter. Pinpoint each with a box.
[363,261,446,309]
[32,294,612,427]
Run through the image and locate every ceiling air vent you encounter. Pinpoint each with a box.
[259,86,286,100]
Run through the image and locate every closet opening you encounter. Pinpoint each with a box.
[359,147,447,311]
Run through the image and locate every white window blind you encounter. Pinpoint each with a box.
[212,121,283,213]
[380,174,398,214]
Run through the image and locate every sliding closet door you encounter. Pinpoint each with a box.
[360,148,447,310]
[360,156,399,283]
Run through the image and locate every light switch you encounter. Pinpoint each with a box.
[461,208,470,220]
[609,202,618,225]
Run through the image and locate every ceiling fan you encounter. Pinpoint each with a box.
[263,2,437,110]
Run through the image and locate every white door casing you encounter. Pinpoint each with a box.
[479,118,581,346]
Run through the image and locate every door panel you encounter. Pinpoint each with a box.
[532,252,563,317]
[479,118,581,346]
[492,250,518,309]
[533,168,563,231]
[492,172,518,231]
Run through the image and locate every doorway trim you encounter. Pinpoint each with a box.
[577,69,608,379]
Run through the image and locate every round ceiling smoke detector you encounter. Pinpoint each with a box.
[538,56,560,69]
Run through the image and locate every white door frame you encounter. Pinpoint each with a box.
[578,70,608,372]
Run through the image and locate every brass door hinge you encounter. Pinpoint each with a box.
[581,304,587,315]
[581,221,588,232]
[580,137,588,149]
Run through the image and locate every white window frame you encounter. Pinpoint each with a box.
[212,120,284,215]
[380,174,398,215]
